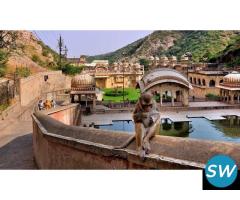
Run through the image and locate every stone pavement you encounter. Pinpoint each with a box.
[188,101,233,107]
[0,112,36,169]
[82,108,240,125]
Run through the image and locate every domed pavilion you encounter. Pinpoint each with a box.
[70,74,97,109]
[217,71,240,104]
[137,68,192,106]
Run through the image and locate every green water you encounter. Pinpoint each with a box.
[95,116,240,143]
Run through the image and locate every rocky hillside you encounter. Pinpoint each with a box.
[87,31,240,65]
[0,31,58,76]
[209,35,240,66]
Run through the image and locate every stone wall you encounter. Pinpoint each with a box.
[32,105,240,169]
[42,104,80,125]
[95,74,142,89]
[0,80,16,105]
[19,71,71,106]
[189,85,220,98]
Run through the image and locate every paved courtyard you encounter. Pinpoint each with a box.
[188,101,233,107]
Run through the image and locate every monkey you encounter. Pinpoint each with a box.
[133,92,160,159]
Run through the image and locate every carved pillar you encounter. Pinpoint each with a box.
[171,90,174,106]
[230,93,234,104]
[78,94,81,103]
[182,89,189,106]
[93,95,96,111]
[85,95,88,107]
[159,90,162,106]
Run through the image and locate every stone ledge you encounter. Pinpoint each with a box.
[32,108,240,169]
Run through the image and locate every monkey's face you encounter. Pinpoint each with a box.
[142,104,153,112]
[140,92,153,112]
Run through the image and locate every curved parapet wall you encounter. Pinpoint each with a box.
[32,105,240,169]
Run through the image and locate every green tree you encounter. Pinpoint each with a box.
[139,58,150,71]
[61,63,83,75]
[0,50,8,77]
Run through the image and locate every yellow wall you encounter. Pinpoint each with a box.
[95,74,141,89]
[188,72,224,98]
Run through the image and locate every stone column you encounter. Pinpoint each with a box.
[182,89,188,106]
[230,93,234,104]
[93,95,96,111]
[160,92,163,106]
[78,94,81,103]
[71,94,74,103]
[171,90,174,106]
[85,95,88,107]
[238,95,240,103]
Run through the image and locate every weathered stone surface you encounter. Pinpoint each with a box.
[32,105,240,169]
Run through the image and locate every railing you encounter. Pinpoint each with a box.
[98,101,136,109]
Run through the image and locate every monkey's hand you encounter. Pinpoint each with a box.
[133,112,148,122]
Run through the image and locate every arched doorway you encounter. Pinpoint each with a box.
[202,79,206,86]
[209,80,215,87]
[198,78,201,85]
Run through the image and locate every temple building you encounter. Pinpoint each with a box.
[91,60,109,67]
[188,70,226,98]
[138,68,192,106]
[148,54,194,75]
[79,55,87,64]
[82,62,144,89]
[70,74,97,110]
[217,71,240,104]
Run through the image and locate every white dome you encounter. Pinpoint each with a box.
[160,55,168,61]
[170,56,177,61]
[149,56,154,61]
[71,74,95,88]
[181,55,189,61]
[135,63,141,69]
[223,71,240,83]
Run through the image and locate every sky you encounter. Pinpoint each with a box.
[34,31,153,58]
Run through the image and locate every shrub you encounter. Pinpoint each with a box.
[61,63,82,75]
[16,67,31,78]
[0,67,6,77]
[105,89,129,97]
[0,103,9,111]
[139,58,150,71]
[42,49,49,57]
[31,54,45,66]
[130,99,137,104]
[205,93,220,100]
[0,50,8,77]
[31,54,40,62]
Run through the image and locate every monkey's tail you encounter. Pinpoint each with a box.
[112,135,135,150]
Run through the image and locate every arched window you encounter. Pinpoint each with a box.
[198,78,201,85]
[202,79,206,86]
[190,77,192,83]
[194,78,197,85]
[209,80,215,87]
[219,79,223,84]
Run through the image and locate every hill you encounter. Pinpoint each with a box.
[87,31,240,64]
[209,35,240,66]
[0,31,59,77]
